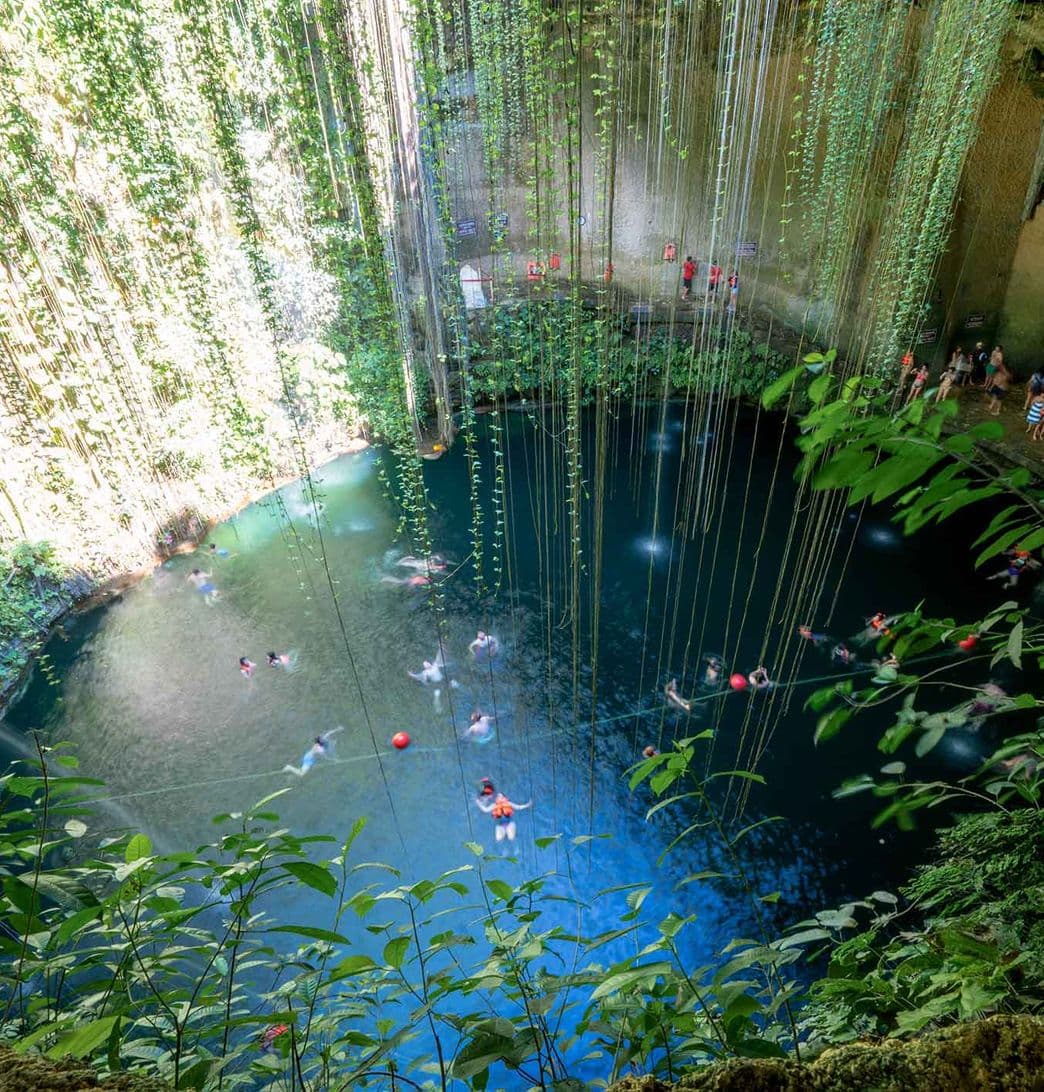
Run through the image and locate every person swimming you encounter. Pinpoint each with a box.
[747,666,773,691]
[396,554,448,573]
[831,644,855,666]
[700,655,724,688]
[283,727,344,777]
[267,651,291,667]
[866,612,893,638]
[665,678,692,713]
[477,776,496,802]
[475,791,532,842]
[469,631,501,659]
[381,573,431,588]
[208,543,231,558]
[798,624,829,646]
[642,745,658,758]
[408,657,444,686]
[188,568,219,601]
[239,657,256,677]
[465,712,496,743]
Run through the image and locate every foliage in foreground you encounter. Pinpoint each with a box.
[0,714,1041,1090]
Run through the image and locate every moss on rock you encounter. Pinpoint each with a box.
[608,1014,1044,1092]
[0,1047,169,1092]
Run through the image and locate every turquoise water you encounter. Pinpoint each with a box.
[2,404,1013,1022]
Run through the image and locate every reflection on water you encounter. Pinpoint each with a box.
[1,406,1000,987]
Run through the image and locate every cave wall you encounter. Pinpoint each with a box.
[440,11,1044,375]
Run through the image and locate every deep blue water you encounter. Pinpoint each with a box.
[2,401,1029,1080]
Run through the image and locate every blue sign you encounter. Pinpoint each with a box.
[456,219,477,237]
[490,212,509,228]
[631,303,653,318]
[737,241,757,258]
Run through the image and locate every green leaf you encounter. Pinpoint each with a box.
[282,861,337,897]
[331,954,377,978]
[778,928,831,949]
[1007,619,1023,668]
[486,879,514,902]
[762,363,806,408]
[124,833,152,863]
[46,1016,120,1060]
[590,961,674,1000]
[383,936,410,969]
[270,925,348,944]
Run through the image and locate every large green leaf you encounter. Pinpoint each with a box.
[281,861,337,897]
[46,1016,120,1060]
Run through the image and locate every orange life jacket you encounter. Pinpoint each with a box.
[491,794,513,819]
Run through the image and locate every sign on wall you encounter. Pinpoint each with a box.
[736,241,757,258]
[917,327,938,345]
[456,218,477,237]
[963,313,986,329]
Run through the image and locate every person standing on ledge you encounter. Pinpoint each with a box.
[708,262,723,296]
[681,255,696,300]
[986,357,1011,416]
[726,270,739,313]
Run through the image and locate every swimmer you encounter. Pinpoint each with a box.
[396,554,448,573]
[865,612,892,639]
[665,678,692,713]
[642,745,658,759]
[475,791,532,842]
[968,683,1008,718]
[988,554,1039,588]
[239,657,256,677]
[408,657,444,686]
[259,1025,289,1054]
[465,712,496,743]
[748,666,773,691]
[208,543,232,558]
[380,573,431,588]
[469,631,501,659]
[187,568,219,601]
[266,651,291,667]
[798,624,829,647]
[831,644,855,666]
[477,776,496,802]
[995,752,1041,779]
[701,655,724,688]
[283,726,343,777]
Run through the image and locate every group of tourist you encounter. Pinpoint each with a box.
[680,256,740,312]
[900,342,1044,433]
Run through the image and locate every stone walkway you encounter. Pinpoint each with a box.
[948,383,1044,473]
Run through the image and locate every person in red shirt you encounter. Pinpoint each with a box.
[681,256,696,299]
[708,263,723,293]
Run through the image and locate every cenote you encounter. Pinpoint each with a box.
[2,403,1018,1075]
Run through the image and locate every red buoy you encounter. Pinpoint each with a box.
[392,731,411,750]
[729,673,748,691]
[958,635,978,651]
[663,242,677,262]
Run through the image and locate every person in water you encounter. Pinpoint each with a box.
[381,573,430,588]
[701,655,724,688]
[465,712,496,743]
[475,791,532,842]
[642,745,659,759]
[748,666,773,690]
[477,776,496,802]
[864,612,893,640]
[396,554,448,573]
[831,644,855,666]
[267,651,291,667]
[239,657,256,677]
[798,624,829,647]
[208,543,231,558]
[188,568,219,601]
[283,727,343,777]
[469,631,501,659]
[665,678,692,713]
